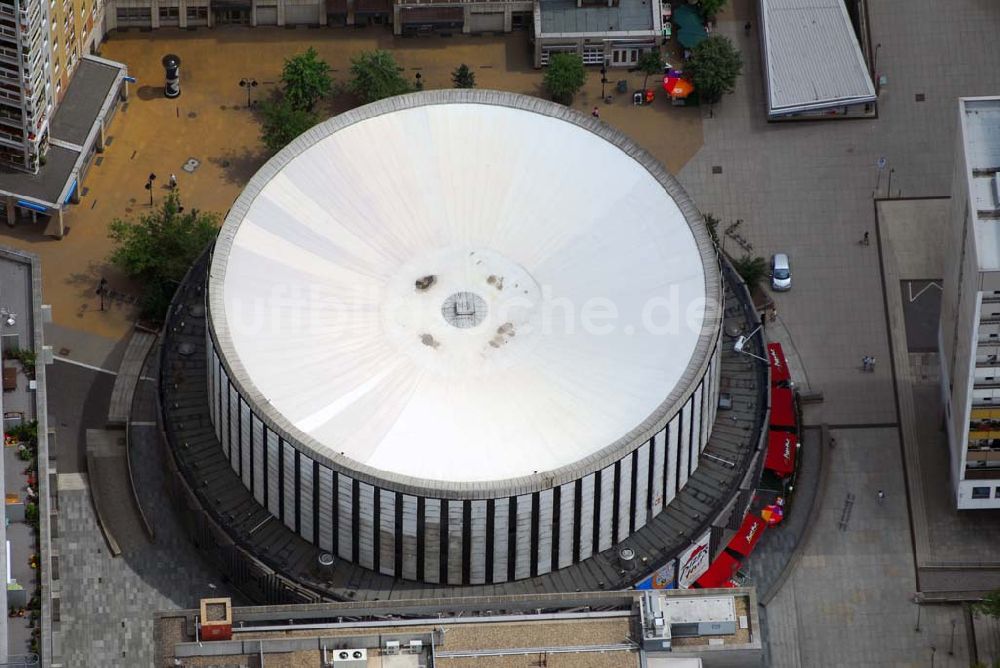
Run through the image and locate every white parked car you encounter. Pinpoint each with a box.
[771,253,791,291]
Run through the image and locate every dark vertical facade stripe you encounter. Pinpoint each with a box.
[462,501,472,585]
[611,462,621,544]
[312,460,320,545]
[675,411,684,493]
[573,479,582,562]
[439,499,449,584]
[236,400,242,478]
[351,478,360,563]
[262,426,269,510]
[507,497,517,582]
[416,497,426,580]
[294,449,301,534]
[551,486,561,569]
[331,470,339,555]
[373,487,381,573]
[591,469,601,555]
[529,492,540,577]
[629,450,638,533]
[278,438,285,521]
[394,492,404,579]
[688,399,696,477]
[646,437,655,512]
[485,498,495,584]
[249,414,255,498]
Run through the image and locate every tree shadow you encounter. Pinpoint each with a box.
[207,148,269,186]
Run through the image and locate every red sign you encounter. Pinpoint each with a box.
[764,430,797,477]
[767,342,790,385]
[694,551,740,589]
[770,386,796,429]
[727,513,767,557]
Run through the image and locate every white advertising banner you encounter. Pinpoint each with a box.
[677,529,712,589]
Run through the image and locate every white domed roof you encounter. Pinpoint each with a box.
[211,95,711,484]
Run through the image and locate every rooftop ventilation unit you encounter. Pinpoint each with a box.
[384,640,401,655]
[407,640,424,654]
[332,648,368,666]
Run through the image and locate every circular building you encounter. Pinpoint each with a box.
[206,90,722,586]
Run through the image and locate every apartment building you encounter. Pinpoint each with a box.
[940,96,1000,510]
[0,0,53,173]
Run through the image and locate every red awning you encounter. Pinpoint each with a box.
[694,551,740,589]
[770,386,796,429]
[764,429,797,477]
[767,342,790,385]
[727,513,767,557]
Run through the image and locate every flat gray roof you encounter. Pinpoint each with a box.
[0,145,79,205]
[539,0,653,35]
[760,0,876,116]
[50,57,123,147]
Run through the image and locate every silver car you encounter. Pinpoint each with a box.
[771,253,791,291]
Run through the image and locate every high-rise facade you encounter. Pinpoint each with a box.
[940,96,1000,510]
[0,0,53,172]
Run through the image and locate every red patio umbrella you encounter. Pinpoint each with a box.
[663,74,694,99]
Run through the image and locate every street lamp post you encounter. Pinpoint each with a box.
[239,78,258,108]
[930,645,936,668]
[144,173,156,206]
[600,63,608,102]
[96,277,108,312]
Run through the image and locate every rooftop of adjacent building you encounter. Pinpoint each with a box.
[155,589,758,667]
[962,97,1000,271]
[538,0,656,36]
[0,55,124,208]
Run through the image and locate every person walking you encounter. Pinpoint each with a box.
[744,21,751,36]
[169,173,178,190]
[869,356,876,371]
[877,489,885,503]
[592,107,600,119]
[863,231,870,246]
[862,355,871,371]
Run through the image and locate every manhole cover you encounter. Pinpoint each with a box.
[188,111,197,118]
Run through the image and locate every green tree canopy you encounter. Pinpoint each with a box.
[543,53,586,105]
[108,191,220,320]
[259,98,317,154]
[637,50,664,90]
[281,47,333,112]
[452,63,476,89]
[348,50,413,104]
[731,254,768,289]
[688,35,743,104]
[694,0,728,20]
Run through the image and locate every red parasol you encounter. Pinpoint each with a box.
[663,75,694,99]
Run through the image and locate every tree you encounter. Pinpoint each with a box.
[281,47,333,112]
[688,35,743,104]
[259,98,317,154]
[544,53,586,105]
[694,0,728,20]
[348,50,412,104]
[703,213,720,247]
[637,50,664,91]
[452,63,476,89]
[974,591,1000,619]
[108,191,220,321]
[731,254,768,289]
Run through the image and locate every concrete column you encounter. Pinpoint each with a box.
[277,0,285,25]
[151,0,160,27]
[318,0,327,25]
[392,5,401,34]
[462,5,470,33]
[346,0,355,24]
[208,2,214,26]
[179,0,188,26]
[251,0,257,25]
[504,7,511,31]
[4,196,14,227]
[43,209,63,239]
[70,180,80,204]
[96,123,105,153]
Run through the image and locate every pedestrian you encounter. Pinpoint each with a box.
[863,231,870,246]
[862,355,870,371]
[591,107,600,119]
[877,489,885,503]
[744,21,751,35]
[869,356,876,371]
[169,173,178,190]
